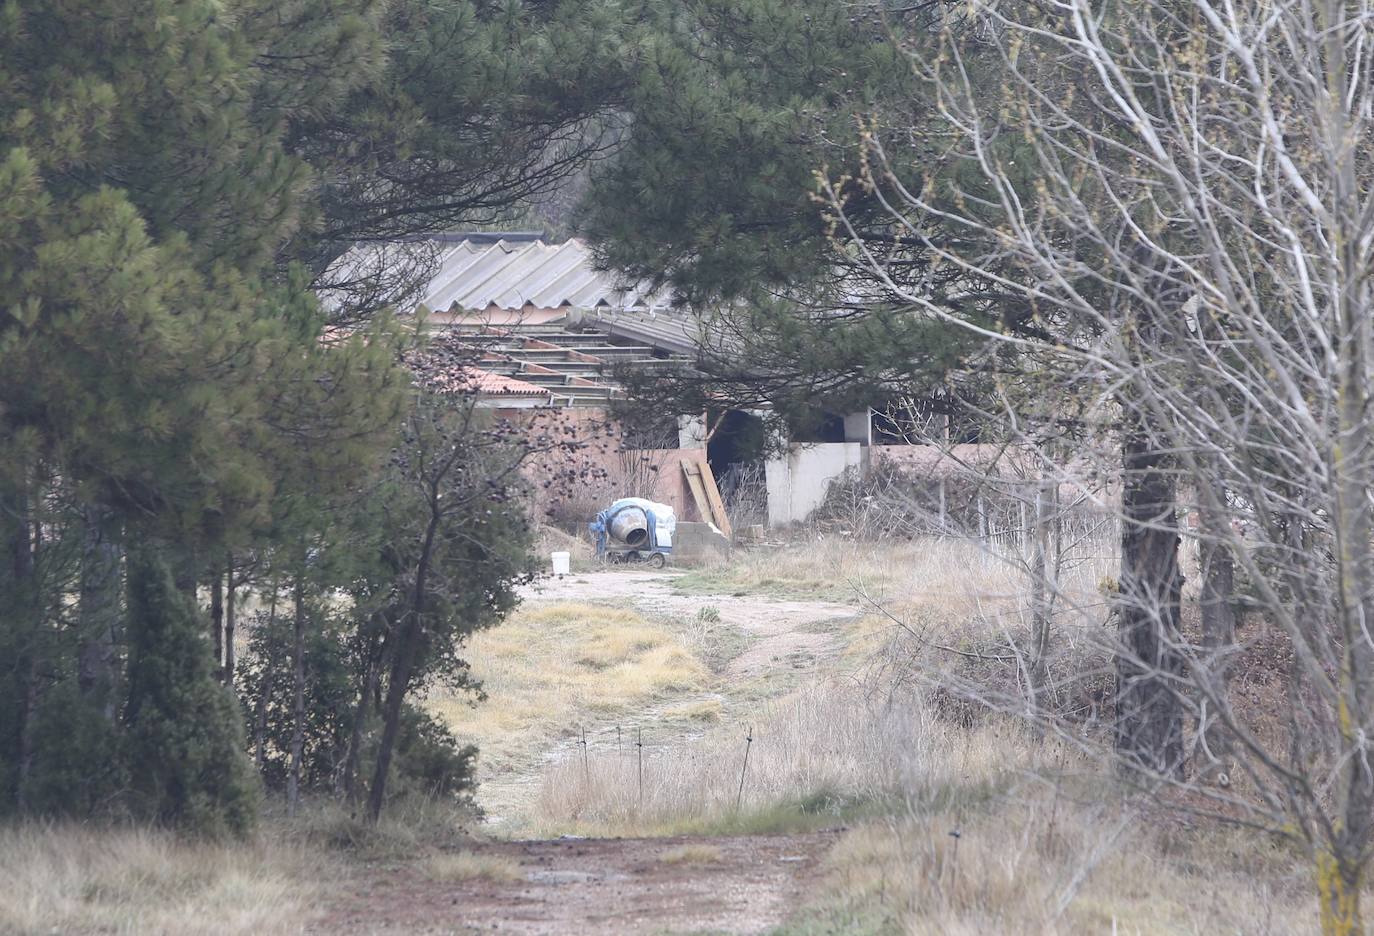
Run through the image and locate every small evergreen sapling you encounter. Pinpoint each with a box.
[123,550,259,836]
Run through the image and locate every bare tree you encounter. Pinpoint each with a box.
[824,0,1374,929]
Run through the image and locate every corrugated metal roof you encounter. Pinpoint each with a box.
[327,236,671,313]
[585,308,704,357]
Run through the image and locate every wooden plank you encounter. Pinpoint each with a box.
[697,461,733,538]
[681,460,712,525]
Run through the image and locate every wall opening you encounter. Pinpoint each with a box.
[706,409,767,475]
[707,410,769,528]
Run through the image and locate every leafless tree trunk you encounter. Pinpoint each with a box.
[1115,424,1185,778]
[1197,480,1237,783]
[1026,475,1054,737]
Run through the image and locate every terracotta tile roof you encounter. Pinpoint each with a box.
[457,366,550,397]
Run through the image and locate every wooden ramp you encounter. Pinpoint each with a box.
[681,459,733,538]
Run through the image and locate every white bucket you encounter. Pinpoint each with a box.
[551,551,571,577]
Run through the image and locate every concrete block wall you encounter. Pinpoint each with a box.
[765,442,864,526]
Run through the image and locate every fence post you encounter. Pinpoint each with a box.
[735,725,754,812]
[580,727,589,784]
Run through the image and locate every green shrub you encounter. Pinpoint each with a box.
[123,551,259,837]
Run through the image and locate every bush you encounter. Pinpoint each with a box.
[123,551,259,837]
[16,678,126,819]
[387,707,478,805]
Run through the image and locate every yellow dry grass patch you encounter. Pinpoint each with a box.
[428,602,706,771]
[421,850,522,884]
[663,698,724,722]
[659,843,722,865]
[0,823,323,936]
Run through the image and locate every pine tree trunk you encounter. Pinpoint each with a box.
[1115,424,1186,778]
[6,483,39,811]
[287,568,306,816]
[253,579,279,770]
[172,550,198,601]
[223,555,236,688]
[210,569,224,680]
[78,505,122,722]
[341,613,384,804]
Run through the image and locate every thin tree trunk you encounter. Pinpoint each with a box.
[210,567,224,680]
[367,614,423,823]
[253,578,280,770]
[1197,480,1236,783]
[6,483,39,811]
[77,505,122,722]
[287,567,306,816]
[1027,476,1054,738]
[368,516,440,823]
[341,612,385,803]
[1114,423,1185,779]
[223,553,236,688]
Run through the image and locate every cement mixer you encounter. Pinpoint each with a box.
[590,498,675,567]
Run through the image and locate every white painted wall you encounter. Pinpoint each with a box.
[677,413,707,449]
[843,409,872,445]
[765,442,864,526]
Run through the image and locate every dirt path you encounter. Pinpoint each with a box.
[524,569,858,679]
[321,831,840,935]
[470,571,859,827]
[335,570,859,935]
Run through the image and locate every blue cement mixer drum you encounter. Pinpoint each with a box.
[590,498,676,568]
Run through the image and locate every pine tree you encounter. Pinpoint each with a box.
[0,0,678,824]
[122,550,259,836]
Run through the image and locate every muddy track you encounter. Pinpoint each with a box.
[320,831,841,935]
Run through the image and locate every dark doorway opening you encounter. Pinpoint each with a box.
[706,409,769,529]
[706,410,767,476]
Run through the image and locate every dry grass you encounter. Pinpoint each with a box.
[532,523,596,571]
[532,680,1012,837]
[519,531,1313,931]
[679,535,1113,611]
[0,823,325,936]
[662,697,724,722]
[658,843,722,865]
[427,601,706,773]
[421,850,523,884]
[807,801,1313,935]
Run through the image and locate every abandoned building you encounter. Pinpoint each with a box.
[328,231,1000,531]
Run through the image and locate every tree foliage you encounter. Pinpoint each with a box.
[0,0,662,831]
